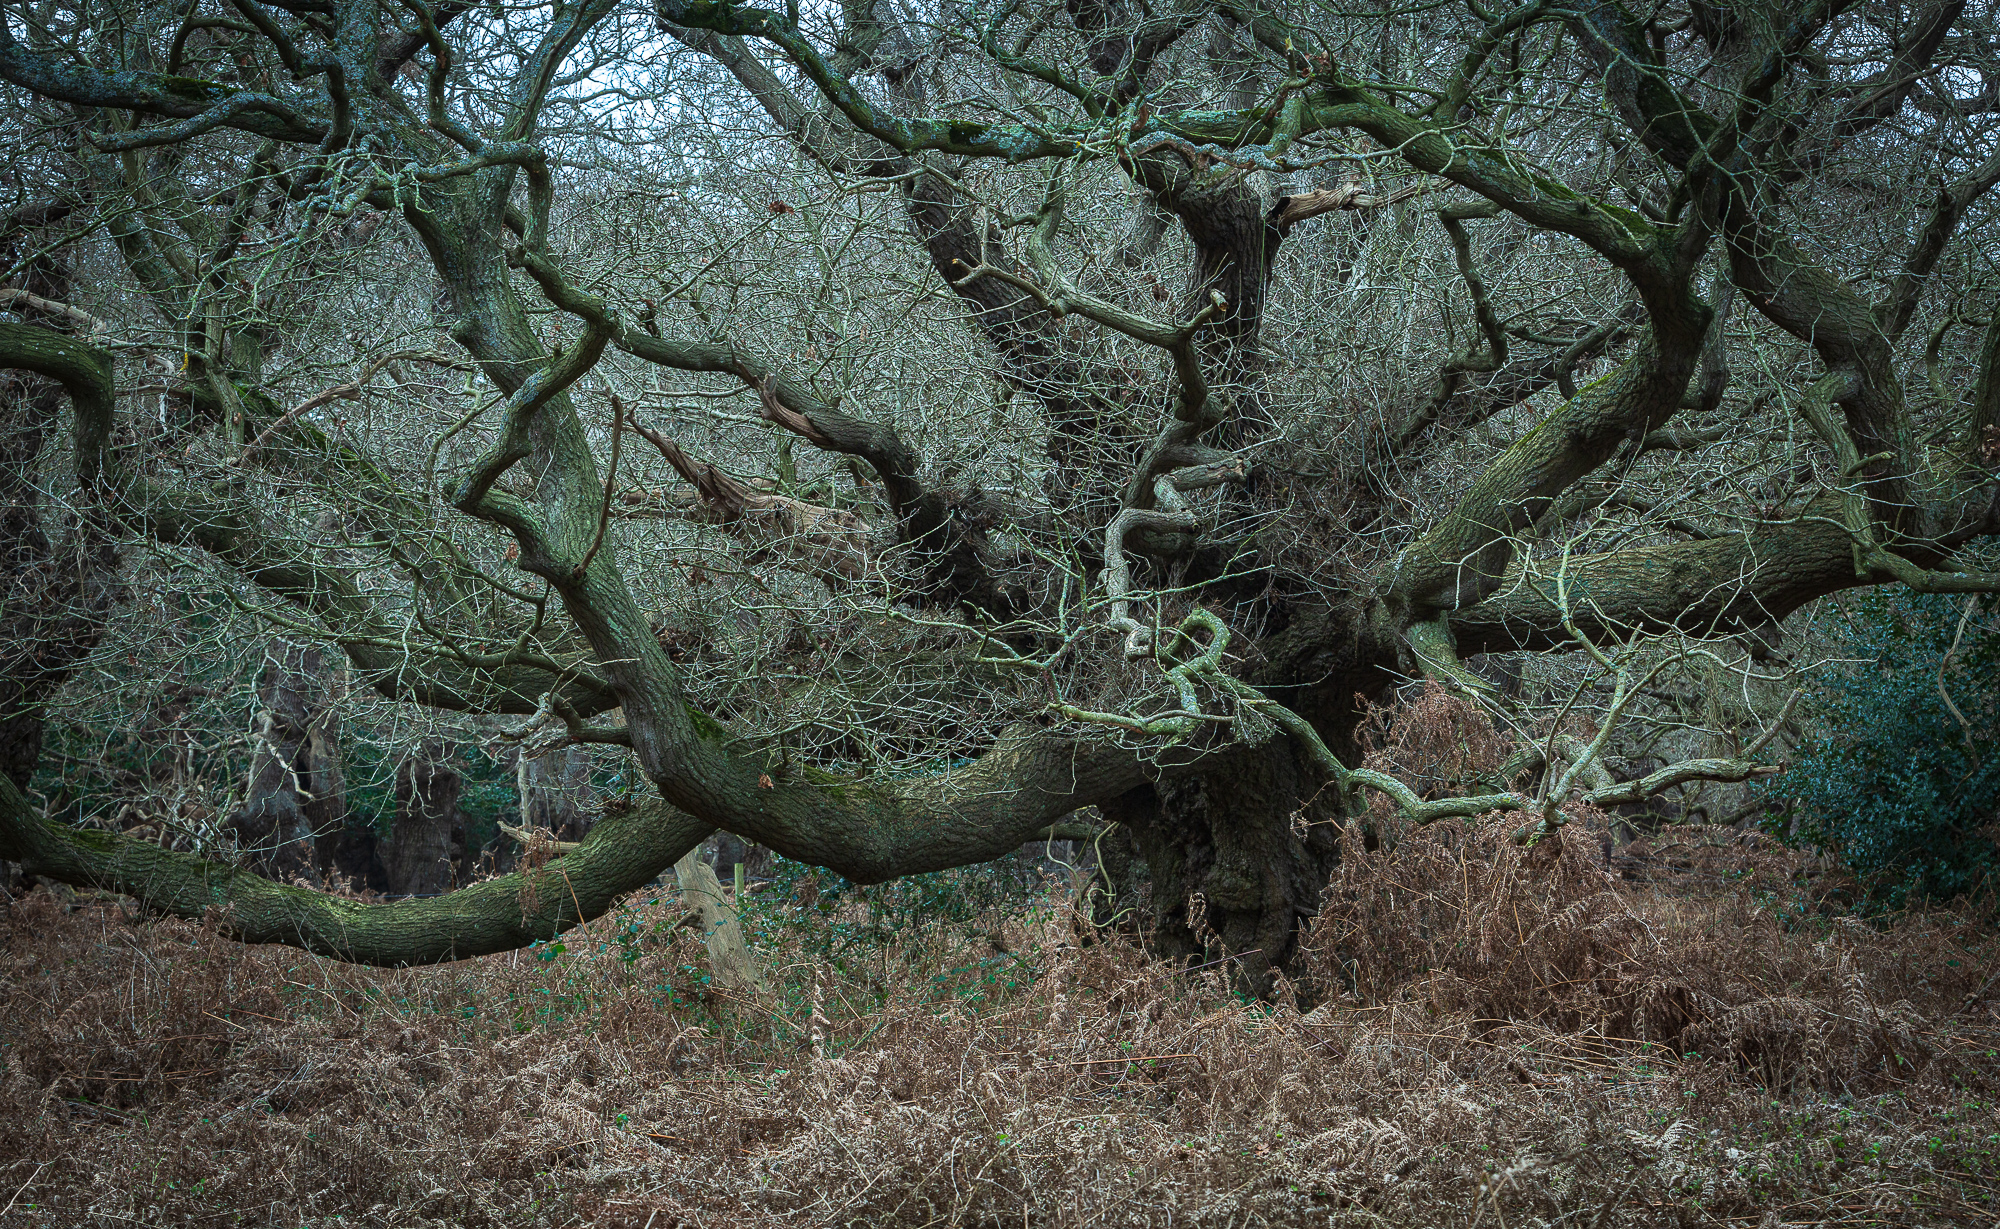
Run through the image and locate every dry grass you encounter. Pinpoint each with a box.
[4,842,2000,1227]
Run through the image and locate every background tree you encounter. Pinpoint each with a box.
[1,0,1996,987]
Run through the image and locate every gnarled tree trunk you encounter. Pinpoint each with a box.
[228,643,346,882]
[1098,737,1348,996]
[518,745,594,842]
[384,740,464,897]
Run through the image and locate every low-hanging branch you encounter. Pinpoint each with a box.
[0,772,709,966]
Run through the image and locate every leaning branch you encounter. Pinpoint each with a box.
[0,287,115,339]
[624,410,873,582]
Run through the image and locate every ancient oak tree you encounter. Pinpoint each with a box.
[1,0,1996,985]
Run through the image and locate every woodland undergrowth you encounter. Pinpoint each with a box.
[4,823,2000,1226]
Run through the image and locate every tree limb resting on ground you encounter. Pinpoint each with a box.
[0,772,710,966]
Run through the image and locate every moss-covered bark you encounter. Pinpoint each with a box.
[0,771,707,966]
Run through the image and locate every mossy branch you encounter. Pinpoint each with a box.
[0,773,707,966]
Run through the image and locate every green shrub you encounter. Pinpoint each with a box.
[752,853,1049,957]
[1762,589,2000,909]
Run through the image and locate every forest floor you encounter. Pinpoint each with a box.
[3,815,2000,1227]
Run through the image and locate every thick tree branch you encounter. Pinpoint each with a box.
[1833,1,1965,138]
[1570,0,1930,540]
[1386,314,1707,621]
[1877,145,2000,344]
[657,0,1262,161]
[0,772,709,966]
[0,35,330,144]
[1447,498,1888,656]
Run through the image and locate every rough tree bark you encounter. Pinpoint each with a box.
[384,740,464,898]
[1099,739,1346,990]
[228,643,346,882]
[0,768,710,963]
[518,746,594,842]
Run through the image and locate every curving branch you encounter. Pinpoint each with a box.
[1567,1,1945,545]
[0,35,330,144]
[657,0,1261,161]
[87,92,318,152]
[1385,319,1708,621]
[0,772,709,966]
[1438,200,1510,376]
[617,309,1021,614]
[1447,498,1883,656]
[1832,1,1966,139]
[2,320,615,716]
[659,20,1133,472]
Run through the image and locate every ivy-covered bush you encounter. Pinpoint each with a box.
[1763,589,2000,909]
